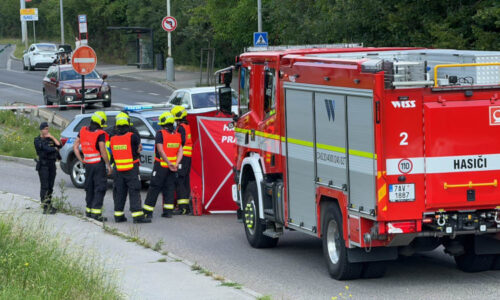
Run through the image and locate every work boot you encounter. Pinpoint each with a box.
[42,205,57,215]
[161,210,172,218]
[172,207,182,215]
[114,215,127,223]
[91,214,108,222]
[85,212,92,218]
[144,209,153,219]
[133,216,152,224]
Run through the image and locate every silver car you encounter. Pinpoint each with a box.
[59,110,163,188]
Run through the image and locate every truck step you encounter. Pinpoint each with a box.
[263,229,282,238]
[264,209,274,216]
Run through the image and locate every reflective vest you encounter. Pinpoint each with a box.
[155,129,181,168]
[110,132,139,171]
[178,122,192,157]
[80,126,107,164]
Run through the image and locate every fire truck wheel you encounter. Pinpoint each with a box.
[361,261,387,278]
[454,240,494,272]
[322,202,362,280]
[243,181,279,248]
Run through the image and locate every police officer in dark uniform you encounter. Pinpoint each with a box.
[34,122,61,214]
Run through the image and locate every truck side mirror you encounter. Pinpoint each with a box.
[218,86,233,114]
[218,70,232,86]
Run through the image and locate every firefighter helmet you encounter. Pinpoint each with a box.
[91,111,107,127]
[115,112,130,126]
[171,105,187,120]
[158,111,175,126]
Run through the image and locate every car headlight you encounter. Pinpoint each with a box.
[101,85,110,92]
[62,88,76,94]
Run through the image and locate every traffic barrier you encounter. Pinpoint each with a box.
[0,104,84,110]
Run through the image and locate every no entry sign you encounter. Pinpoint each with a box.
[162,16,177,32]
[71,46,97,75]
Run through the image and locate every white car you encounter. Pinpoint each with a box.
[23,43,58,71]
[167,86,238,114]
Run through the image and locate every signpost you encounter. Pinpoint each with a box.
[161,16,177,32]
[78,14,88,45]
[20,8,38,43]
[71,46,97,114]
[253,32,268,48]
[162,15,177,81]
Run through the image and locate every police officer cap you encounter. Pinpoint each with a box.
[39,122,49,130]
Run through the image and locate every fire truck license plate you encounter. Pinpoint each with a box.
[389,184,415,202]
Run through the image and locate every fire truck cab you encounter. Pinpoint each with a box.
[228,45,500,280]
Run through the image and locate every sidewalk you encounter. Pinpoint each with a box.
[0,191,258,300]
[96,63,203,91]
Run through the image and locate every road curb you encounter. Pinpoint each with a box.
[9,44,21,61]
[0,154,35,167]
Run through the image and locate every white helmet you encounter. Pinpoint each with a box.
[58,48,65,53]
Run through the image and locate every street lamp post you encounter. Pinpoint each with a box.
[257,0,262,32]
[60,0,65,44]
[20,0,28,48]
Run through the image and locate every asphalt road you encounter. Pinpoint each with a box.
[0,45,172,121]
[1,45,500,299]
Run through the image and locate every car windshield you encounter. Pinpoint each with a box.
[146,117,161,131]
[60,70,100,81]
[37,44,57,52]
[191,91,238,109]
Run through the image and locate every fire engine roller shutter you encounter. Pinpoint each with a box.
[284,88,317,231]
[314,92,347,189]
[346,93,377,215]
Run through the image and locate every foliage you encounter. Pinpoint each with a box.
[0,0,499,67]
[0,111,61,159]
[0,214,121,299]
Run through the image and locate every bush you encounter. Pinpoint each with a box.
[0,215,121,299]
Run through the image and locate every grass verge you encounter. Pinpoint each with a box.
[0,38,25,59]
[0,214,121,299]
[0,110,61,159]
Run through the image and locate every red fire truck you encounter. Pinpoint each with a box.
[225,45,500,280]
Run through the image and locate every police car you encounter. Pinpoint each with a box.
[59,109,162,188]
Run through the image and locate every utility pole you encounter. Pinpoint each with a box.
[60,0,65,44]
[167,0,171,57]
[165,0,174,81]
[20,0,28,49]
[257,0,262,32]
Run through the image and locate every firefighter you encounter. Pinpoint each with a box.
[73,111,112,222]
[171,105,192,215]
[55,48,68,64]
[109,112,151,224]
[34,122,61,214]
[143,111,183,219]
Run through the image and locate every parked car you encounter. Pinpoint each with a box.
[23,43,58,70]
[42,64,111,110]
[167,86,238,114]
[60,110,162,188]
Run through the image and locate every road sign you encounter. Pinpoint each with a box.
[20,8,38,21]
[72,46,97,75]
[162,16,177,32]
[78,14,87,33]
[253,32,268,47]
[78,15,87,23]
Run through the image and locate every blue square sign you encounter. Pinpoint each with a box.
[79,15,87,23]
[253,32,268,47]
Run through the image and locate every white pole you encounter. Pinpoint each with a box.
[59,0,64,44]
[257,0,262,32]
[167,0,171,57]
[20,0,27,48]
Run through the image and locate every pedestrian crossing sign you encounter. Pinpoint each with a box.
[253,32,268,47]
